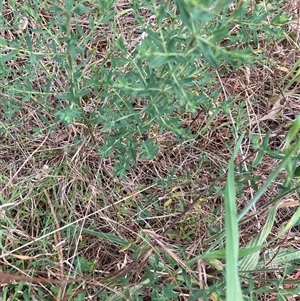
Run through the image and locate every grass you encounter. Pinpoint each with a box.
[0,0,300,300]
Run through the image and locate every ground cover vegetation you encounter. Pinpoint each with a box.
[0,0,300,300]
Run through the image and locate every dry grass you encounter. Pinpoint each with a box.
[0,0,300,300]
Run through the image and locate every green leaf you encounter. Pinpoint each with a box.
[141,139,159,160]
[75,88,90,98]
[149,54,176,68]
[175,0,192,30]
[231,1,248,20]
[260,248,300,267]
[29,54,36,65]
[200,245,265,260]
[54,106,83,124]
[229,48,253,64]
[239,205,278,272]
[20,3,38,18]
[101,122,115,133]
[50,4,65,13]
[198,40,219,68]
[25,31,33,52]
[72,3,91,15]
[294,166,300,177]
[278,206,300,237]
[0,50,19,62]
[190,6,215,22]
[286,115,300,147]
[70,226,129,247]
[239,138,300,221]
[252,132,269,167]
[97,0,116,13]
[214,0,235,13]
[268,151,285,159]
[176,0,215,27]
[0,37,6,47]
[209,25,231,43]
[99,12,115,24]
[271,12,290,25]
[98,143,114,158]
[157,4,167,26]
[114,38,128,55]
[225,135,244,301]
[65,0,74,14]
[55,93,71,99]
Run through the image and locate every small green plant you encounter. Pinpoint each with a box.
[0,0,288,176]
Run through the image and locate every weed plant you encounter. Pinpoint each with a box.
[0,0,300,300]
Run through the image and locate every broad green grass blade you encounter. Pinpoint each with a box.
[225,135,244,301]
[278,206,300,237]
[197,245,265,260]
[256,247,300,269]
[238,138,300,221]
[239,205,278,273]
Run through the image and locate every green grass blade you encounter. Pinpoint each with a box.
[238,138,300,221]
[278,206,300,237]
[70,225,129,247]
[239,205,278,273]
[256,247,300,269]
[225,135,244,301]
